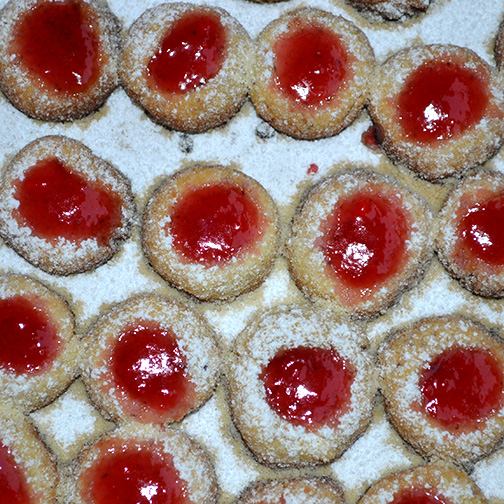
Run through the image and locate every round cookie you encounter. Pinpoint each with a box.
[0,0,119,121]
[250,8,374,140]
[286,168,434,318]
[436,169,504,297]
[120,2,254,133]
[345,0,432,21]
[83,294,221,425]
[142,165,279,302]
[227,305,377,467]
[0,273,79,411]
[369,44,504,181]
[0,135,135,275]
[378,315,504,463]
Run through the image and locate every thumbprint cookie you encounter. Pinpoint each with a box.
[234,477,345,504]
[358,463,486,504]
[369,44,504,181]
[436,170,504,298]
[120,3,254,133]
[286,169,433,319]
[250,8,374,140]
[142,165,279,302]
[70,423,219,504]
[0,402,59,504]
[0,274,78,411]
[345,0,431,22]
[82,294,221,425]
[379,315,504,463]
[227,305,377,467]
[0,136,135,276]
[0,0,120,121]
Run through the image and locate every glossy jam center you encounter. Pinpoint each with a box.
[170,182,261,265]
[420,347,503,427]
[261,346,355,427]
[0,295,60,375]
[0,442,31,504]
[112,323,195,420]
[393,488,450,504]
[397,60,488,143]
[273,23,349,106]
[12,0,99,93]
[320,191,408,290]
[14,158,123,244]
[147,10,226,94]
[458,195,504,265]
[86,444,189,504]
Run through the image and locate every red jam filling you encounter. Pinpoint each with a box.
[0,442,31,504]
[0,295,60,375]
[84,442,190,504]
[319,191,409,296]
[457,195,504,266]
[273,22,349,107]
[169,182,262,265]
[111,322,195,422]
[147,10,227,94]
[261,346,355,428]
[420,346,503,427]
[14,158,123,245]
[12,0,100,94]
[397,60,489,143]
[393,488,450,504]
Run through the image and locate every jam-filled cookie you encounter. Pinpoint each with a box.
[0,402,59,504]
[379,315,504,463]
[142,165,279,302]
[0,136,135,275]
[235,477,345,504]
[0,273,78,411]
[83,294,221,425]
[358,463,486,504]
[227,305,377,467]
[345,0,431,22]
[436,170,504,297]
[369,44,504,181]
[120,3,253,133]
[0,0,119,121]
[250,8,374,140]
[70,423,218,504]
[495,18,504,69]
[286,169,433,318]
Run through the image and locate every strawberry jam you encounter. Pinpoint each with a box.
[84,443,189,504]
[392,488,450,504]
[14,158,123,245]
[0,442,31,504]
[261,346,355,428]
[273,22,349,106]
[420,347,503,427]
[397,60,488,143]
[147,10,226,94]
[170,182,262,265]
[111,322,195,421]
[12,0,99,94]
[319,191,408,291]
[0,295,60,375]
[457,195,504,266]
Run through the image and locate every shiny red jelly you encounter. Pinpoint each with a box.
[261,346,355,428]
[170,182,261,265]
[14,158,123,244]
[320,191,408,291]
[457,195,504,266]
[85,443,189,504]
[147,10,226,94]
[397,60,488,143]
[0,442,31,504]
[273,23,349,107]
[393,488,450,504]
[111,323,195,421]
[420,347,503,427]
[0,295,60,375]
[12,0,99,93]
